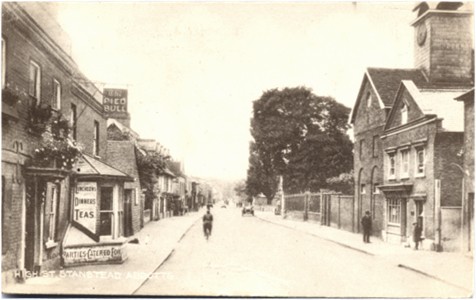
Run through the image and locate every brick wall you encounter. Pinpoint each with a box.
[352,81,386,236]
[434,132,464,207]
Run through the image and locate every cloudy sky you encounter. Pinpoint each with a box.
[54,1,416,180]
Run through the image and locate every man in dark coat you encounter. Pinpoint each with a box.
[361,210,372,243]
[413,218,423,250]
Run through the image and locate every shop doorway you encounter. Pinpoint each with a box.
[124,189,133,237]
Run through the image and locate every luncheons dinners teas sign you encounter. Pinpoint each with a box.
[74,182,97,234]
[103,88,128,117]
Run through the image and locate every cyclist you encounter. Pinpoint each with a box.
[202,208,213,240]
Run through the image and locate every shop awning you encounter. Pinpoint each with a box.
[73,154,133,181]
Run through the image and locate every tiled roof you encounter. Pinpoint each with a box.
[367,68,427,106]
[74,153,132,180]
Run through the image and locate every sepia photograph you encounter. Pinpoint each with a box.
[0,1,474,297]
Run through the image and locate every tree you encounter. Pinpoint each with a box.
[247,86,353,196]
[326,171,354,194]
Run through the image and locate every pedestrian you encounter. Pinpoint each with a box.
[361,210,372,243]
[413,219,423,250]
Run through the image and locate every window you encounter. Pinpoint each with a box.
[359,139,365,160]
[366,92,372,107]
[93,121,100,156]
[372,136,379,158]
[100,187,113,236]
[44,183,60,245]
[416,148,425,176]
[388,199,401,225]
[53,79,61,109]
[400,149,409,178]
[2,38,6,89]
[29,61,41,103]
[388,153,396,179]
[360,184,366,194]
[70,104,77,140]
[401,104,408,125]
[373,183,380,194]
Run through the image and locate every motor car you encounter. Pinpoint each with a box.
[242,204,254,216]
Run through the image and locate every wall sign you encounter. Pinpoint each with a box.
[103,88,128,117]
[63,244,126,266]
[74,182,97,234]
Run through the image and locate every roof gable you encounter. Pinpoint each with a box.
[384,80,466,132]
[349,68,428,124]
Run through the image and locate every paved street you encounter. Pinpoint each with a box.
[135,207,468,297]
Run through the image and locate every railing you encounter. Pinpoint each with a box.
[282,191,354,232]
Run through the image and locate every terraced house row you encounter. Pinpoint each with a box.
[350,1,474,252]
[1,2,215,283]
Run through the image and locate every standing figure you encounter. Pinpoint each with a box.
[202,208,214,240]
[413,219,423,250]
[361,210,372,243]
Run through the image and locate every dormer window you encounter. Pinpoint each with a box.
[401,104,408,125]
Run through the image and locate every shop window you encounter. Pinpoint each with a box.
[388,153,396,180]
[415,148,425,177]
[100,186,123,239]
[400,149,409,178]
[388,199,401,225]
[29,60,41,104]
[53,79,61,110]
[70,104,77,140]
[44,183,60,245]
[100,187,113,236]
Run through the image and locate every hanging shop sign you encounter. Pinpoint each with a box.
[103,88,128,117]
[74,181,97,234]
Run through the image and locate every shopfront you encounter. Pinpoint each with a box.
[62,154,132,267]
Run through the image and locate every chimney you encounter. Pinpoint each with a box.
[412,2,473,84]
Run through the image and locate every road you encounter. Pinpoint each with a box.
[135,206,468,297]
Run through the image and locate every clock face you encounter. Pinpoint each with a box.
[417,23,427,46]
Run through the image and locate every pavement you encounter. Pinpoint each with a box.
[2,210,203,296]
[255,210,474,294]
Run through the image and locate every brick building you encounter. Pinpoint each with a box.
[455,88,474,252]
[2,3,135,280]
[351,1,473,251]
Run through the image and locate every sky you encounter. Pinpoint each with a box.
[53,1,417,180]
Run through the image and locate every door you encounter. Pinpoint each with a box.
[124,189,133,237]
[24,178,40,271]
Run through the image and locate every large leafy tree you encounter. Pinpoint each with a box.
[247,86,353,198]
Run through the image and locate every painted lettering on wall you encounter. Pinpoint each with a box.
[74,182,97,234]
[103,88,128,117]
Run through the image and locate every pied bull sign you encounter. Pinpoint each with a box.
[74,182,97,234]
[103,88,128,118]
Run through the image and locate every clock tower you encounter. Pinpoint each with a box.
[412,2,473,84]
